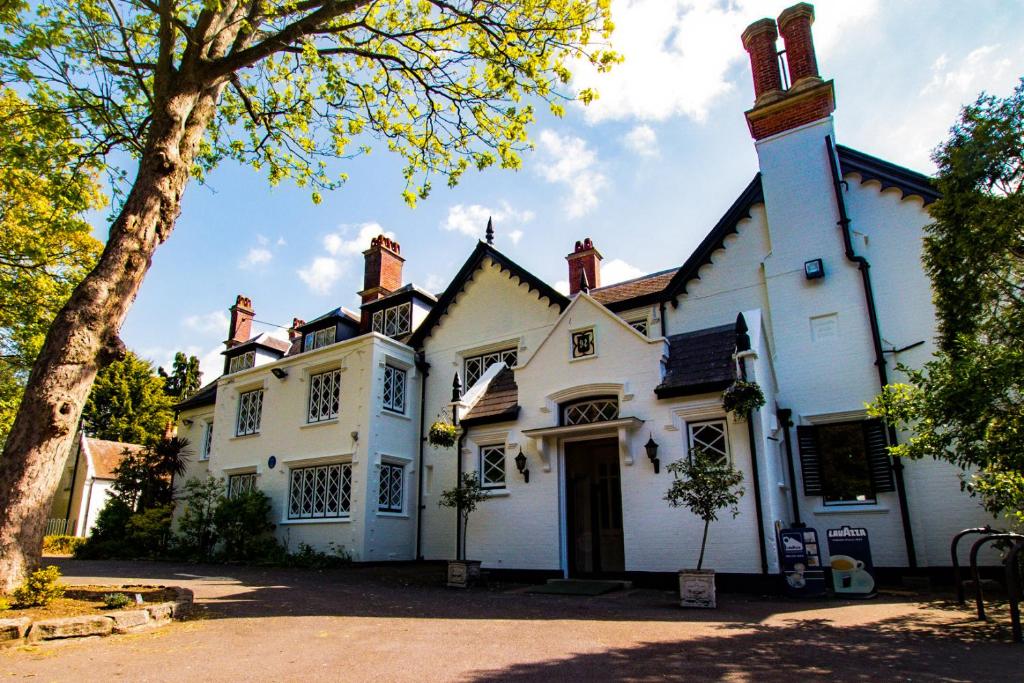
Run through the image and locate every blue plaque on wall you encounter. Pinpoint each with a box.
[267,455,277,469]
[778,527,826,597]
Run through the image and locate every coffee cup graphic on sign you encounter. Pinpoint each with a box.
[830,555,864,588]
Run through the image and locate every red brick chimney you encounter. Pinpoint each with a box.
[567,238,602,296]
[226,295,254,348]
[359,235,404,305]
[742,3,834,141]
[289,318,305,346]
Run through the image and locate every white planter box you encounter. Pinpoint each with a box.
[679,569,716,608]
[447,560,482,588]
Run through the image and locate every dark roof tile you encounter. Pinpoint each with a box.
[462,367,519,425]
[655,323,737,398]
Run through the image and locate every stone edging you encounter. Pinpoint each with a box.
[0,586,193,646]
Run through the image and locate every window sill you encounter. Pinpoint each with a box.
[382,409,411,421]
[279,517,351,525]
[230,432,260,441]
[376,512,409,519]
[300,419,339,429]
[483,489,509,497]
[812,503,890,515]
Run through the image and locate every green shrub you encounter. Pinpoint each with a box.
[213,490,277,561]
[75,498,133,559]
[43,535,86,555]
[0,596,10,611]
[102,592,132,609]
[12,566,66,607]
[124,504,174,557]
[175,476,224,561]
[75,500,174,559]
[286,542,352,569]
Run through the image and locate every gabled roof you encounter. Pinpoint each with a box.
[82,436,146,479]
[662,174,764,303]
[222,332,291,357]
[174,380,218,412]
[654,323,738,399]
[460,367,520,427]
[836,144,939,205]
[409,242,569,347]
[591,268,677,309]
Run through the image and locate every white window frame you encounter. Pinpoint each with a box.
[226,472,258,499]
[372,302,412,338]
[236,389,264,436]
[199,420,214,461]
[304,326,337,351]
[687,419,730,464]
[463,347,518,388]
[228,350,256,374]
[626,317,649,336]
[378,461,405,513]
[287,462,352,520]
[382,364,407,414]
[307,368,341,423]
[479,444,506,490]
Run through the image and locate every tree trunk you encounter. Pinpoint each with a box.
[0,79,222,592]
[697,519,710,571]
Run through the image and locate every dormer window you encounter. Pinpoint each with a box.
[227,350,255,374]
[372,302,411,338]
[304,326,336,351]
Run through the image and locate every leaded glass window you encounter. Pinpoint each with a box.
[378,463,404,513]
[382,365,406,414]
[288,463,351,519]
[227,473,257,499]
[228,351,256,374]
[200,421,214,461]
[236,389,263,436]
[561,397,619,426]
[627,318,648,336]
[464,348,518,387]
[689,420,729,464]
[480,445,506,489]
[304,326,336,351]
[371,302,412,338]
[308,369,341,423]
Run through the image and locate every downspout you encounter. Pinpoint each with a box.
[739,356,769,575]
[658,301,667,337]
[414,351,430,560]
[451,372,465,561]
[777,408,801,525]
[826,135,918,568]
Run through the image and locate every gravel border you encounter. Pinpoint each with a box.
[0,586,192,646]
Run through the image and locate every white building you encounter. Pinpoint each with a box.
[175,3,996,579]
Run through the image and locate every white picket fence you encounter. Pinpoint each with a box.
[45,518,75,536]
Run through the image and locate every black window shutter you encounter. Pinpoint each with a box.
[862,419,896,493]
[796,425,824,496]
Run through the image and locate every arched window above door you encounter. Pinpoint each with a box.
[561,397,619,426]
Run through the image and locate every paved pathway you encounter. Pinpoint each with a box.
[1,559,1018,681]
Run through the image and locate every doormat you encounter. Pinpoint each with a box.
[526,580,625,596]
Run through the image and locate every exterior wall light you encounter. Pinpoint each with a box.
[804,258,825,280]
[644,434,660,474]
[514,448,530,483]
[271,367,289,379]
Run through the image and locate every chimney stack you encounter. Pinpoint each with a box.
[567,238,602,296]
[227,295,254,348]
[359,235,404,305]
[742,3,834,141]
[289,318,305,346]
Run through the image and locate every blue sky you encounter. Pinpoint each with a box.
[115,0,1024,380]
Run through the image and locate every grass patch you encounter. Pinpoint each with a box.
[2,585,176,620]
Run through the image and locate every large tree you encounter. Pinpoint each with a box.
[0,0,615,588]
[83,351,175,445]
[159,351,202,400]
[870,79,1024,527]
[0,88,105,446]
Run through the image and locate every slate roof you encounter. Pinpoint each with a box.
[461,367,520,426]
[223,332,291,356]
[174,381,218,412]
[655,323,737,399]
[83,437,146,479]
[591,268,677,307]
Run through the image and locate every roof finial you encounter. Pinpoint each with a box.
[485,216,494,245]
[578,267,590,294]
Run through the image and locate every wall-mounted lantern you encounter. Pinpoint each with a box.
[804,258,825,280]
[644,434,660,474]
[271,367,289,380]
[514,448,530,483]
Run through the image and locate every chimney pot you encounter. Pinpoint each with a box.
[741,18,783,105]
[359,234,405,331]
[227,294,255,348]
[289,318,306,343]
[567,238,602,295]
[778,3,819,85]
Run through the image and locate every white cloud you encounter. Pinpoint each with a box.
[622,125,659,157]
[183,310,230,337]
[298,256,346,296]
[571,0,879,123]
[240,247,273,268]
[601,258,645,285]
[422,273,448,294]
[323,222,392,256]
[442,202,534,242]
[554,280,570,295]
[536,130,608,218]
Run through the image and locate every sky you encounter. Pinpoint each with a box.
[112,0,1024,382]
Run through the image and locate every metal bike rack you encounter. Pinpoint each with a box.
[969,532,1024,622]
[951,526,996,604]
[1005,539,1024,643]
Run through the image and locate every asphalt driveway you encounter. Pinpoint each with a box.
[1,558,1019,682]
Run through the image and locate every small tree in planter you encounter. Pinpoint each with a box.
[439,471,489,588]
[722,380,765,420]
[665,448,745,608]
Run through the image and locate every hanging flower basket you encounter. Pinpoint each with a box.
[722,380,765,417]
[428,421,459,448]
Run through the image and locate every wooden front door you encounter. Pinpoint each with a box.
[565,438,625,576]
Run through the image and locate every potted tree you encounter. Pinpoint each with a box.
[665,447,745,608]
[439,471,489,588]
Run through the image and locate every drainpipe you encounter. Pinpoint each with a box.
[658,301,667,337]
[826,135,917,568]
[735,315,768,575]
[777,408,801,525]
[451,372,465,561]
[414,352,430,560]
